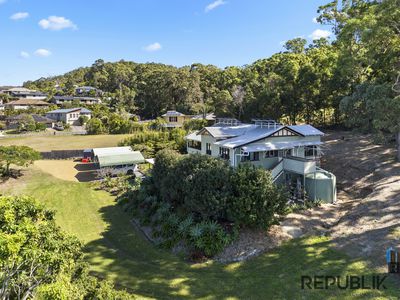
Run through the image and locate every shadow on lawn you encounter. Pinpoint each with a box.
[82,203,400,299]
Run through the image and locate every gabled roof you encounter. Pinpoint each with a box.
[185,131,202,142]
[46,107,92,114]
[191,113,216,121]
[97,151,145,168]
[162,110,185,117]
[198,124,255,139]
[288,125,324,136]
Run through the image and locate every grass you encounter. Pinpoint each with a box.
[0,134,132,151]
[1,166,399,299]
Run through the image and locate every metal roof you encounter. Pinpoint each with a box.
[242,141,323,152]
[199,124,255,138]
[93,146,133,157]
[185,131,202,142]
[6,99,49,106]
[288,125,324,136]
[97,152,145,168]
[46,107,92,114]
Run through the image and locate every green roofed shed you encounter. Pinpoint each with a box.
[97,151,145,168]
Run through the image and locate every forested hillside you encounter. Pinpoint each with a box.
[25,0,399,132]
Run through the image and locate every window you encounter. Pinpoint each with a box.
[265,150,278,158]
[169,116,178,122]
[305,145,318,157]
[206,143,211,155]
[251,152,259,161]
[188,140,201,150]
[219,147,230,160]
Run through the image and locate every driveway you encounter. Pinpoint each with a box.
[34,160,98,182]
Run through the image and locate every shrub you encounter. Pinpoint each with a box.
[227,165,287,228]
[189,220,231,257]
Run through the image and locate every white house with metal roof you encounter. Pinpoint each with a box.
[46,107,92,125]
[185,118,336,203]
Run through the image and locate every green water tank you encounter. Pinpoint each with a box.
[305,170,336,203]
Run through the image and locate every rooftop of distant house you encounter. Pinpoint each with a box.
[47,107,92,114]
[5,99,49,106]
[162,110,186,117]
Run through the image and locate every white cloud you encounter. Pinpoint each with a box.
[10,12,29,20]
[38,16,77,31]
[205,0,227,12]
[19,51,30,59]
[309,29,331,40]
[143,42,162,52]
[34,48,52,57]
[312,17,318,24]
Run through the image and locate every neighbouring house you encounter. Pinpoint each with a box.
[46,107,92,125]
[75,86,103,96]
[5,114,55,129]
[52,96,102,105]
[4,99,50,110]
[2,87,47,100]
[185,118,336,203]
[161,110,216,128]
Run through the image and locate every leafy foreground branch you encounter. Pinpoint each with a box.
[117,150,288,260]
[0,195,134,300]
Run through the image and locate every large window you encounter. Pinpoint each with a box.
[206,143,211,155]
[169,116,178,122]
[188,140,201,150]
[219,147,230,160]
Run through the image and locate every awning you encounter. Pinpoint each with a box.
[97,151,145,168]
[242,141,323,152]
[185,132,201,142]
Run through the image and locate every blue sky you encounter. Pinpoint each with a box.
[0,0,332,85]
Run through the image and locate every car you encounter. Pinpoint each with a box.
[54,125,65,131]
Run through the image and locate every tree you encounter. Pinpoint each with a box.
[284,38,307,54]
[0,145,41,176]
[78,115,89,125]
[0,195,134,299]
[86,118,106,134]
[17,114,36,132]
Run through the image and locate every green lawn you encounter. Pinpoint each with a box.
[2,168,399,299]
[0,134,132,151]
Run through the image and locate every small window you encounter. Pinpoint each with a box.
[219,147,230,160]
[305,145,318,157]
[169,116,178,122]
[206,143,211,155]
[251,152,259,161]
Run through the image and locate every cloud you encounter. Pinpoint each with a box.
[19,51,30,59]
[34,48,52,57]
[143,42,162,52]
[10,12,29,20]
[312,17,318,23]
[39,16,77,31]
[309,29,331,40]
[205,0,227,12]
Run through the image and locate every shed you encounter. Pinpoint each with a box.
[97,152,145,168]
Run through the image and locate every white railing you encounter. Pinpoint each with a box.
[271,159,284,181]
[283,156,316,175]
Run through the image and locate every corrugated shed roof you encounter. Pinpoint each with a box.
[201,124,255,138]
[97,151,145,168]
[93,146,133,157]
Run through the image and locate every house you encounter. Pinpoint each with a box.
[2,87,47,100]
[5,114,55,129]
[161,110,216,128]
[4,99,50,110]
[161,110,189,128]
[75,86,103,96]
[185,118,336,203]
[46,107,92,125]
[52,96,102,105]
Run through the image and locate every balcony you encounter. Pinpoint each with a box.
[283,156,316,175]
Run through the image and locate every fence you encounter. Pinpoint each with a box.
[40,149,84,160]
[0,131,86,139]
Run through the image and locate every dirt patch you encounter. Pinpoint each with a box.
[34,160,98,182]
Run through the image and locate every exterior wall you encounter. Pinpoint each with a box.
[187,147,201,154]
[163,115,187,127]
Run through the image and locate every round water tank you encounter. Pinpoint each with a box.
[305,170,336,203]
